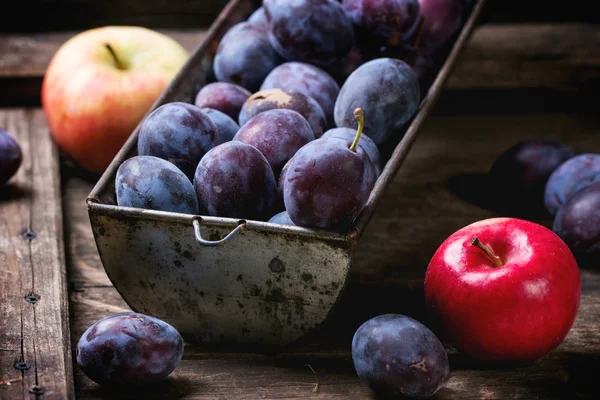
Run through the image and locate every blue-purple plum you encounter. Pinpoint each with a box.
[268,211,296,226]
[194,82,252,121]
[199,107,240,143]
[0,128,22,186]
[553,181,600,258]
[233,109,314,175]
[116,156,199,215]
[322,127,382,178]
[213,22,281,92]
[76,312,184,386]
[239,88,327,138]
[283,109,376,230]
[260,62,340,126]
[193,141,278,220]
[263,0,354,67]
[137,102,219,180]
[352,314,449,397]
[544,154,600,216]
[248,6,268,27]
[334,58,420,145]
[418,0,464,53]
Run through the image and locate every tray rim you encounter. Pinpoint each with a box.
[87,0,488,244]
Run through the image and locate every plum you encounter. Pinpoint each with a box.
[76,312,184,386]
[260,62,340,127]
[0,128,22,186]
[194,82,252,121]
[263,0,354,67]
[116,155,199,215]
[553,181,600,258]
[248,6,269,27]
[193,141,278,220]
[137,102,219,180]
[213,21,281,92]
[199,107,240,143]
[322,127,382,178]
[268,211,296,226]
[233,109,314,175]
[544,154,600,216]
[343,0,421,47]
[334,58,420,145]
[283,108,376,230]
[418,0,464,53]
[489,139,576,209]
[352,314,449,397]
[239,88,327,138]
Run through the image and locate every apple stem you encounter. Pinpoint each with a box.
[470,237,503,267]
[105,43,125,70]
[412,16,425,49]
[349,108,364,152]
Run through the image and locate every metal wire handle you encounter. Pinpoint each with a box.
[192,218,246,246]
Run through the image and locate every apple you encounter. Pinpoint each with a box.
[424,217,580,364]
[42,26,189,174]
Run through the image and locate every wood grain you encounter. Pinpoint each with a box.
[0,109,74,399]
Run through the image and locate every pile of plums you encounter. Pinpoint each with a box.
[115,0,470,233]
[488,139,600,260]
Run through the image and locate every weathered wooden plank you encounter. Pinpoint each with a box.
[0,109,74,399]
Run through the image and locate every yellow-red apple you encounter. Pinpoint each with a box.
[42,26,189,174]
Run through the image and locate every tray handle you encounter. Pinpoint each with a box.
[192,218,246,246]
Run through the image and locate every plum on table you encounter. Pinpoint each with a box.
[115,155,199,215]
[137,102,219,180]
[0,128,22,186]
[194,82,252,122]
[199,107,240,143]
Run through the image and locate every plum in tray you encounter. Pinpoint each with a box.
[268,211,296,226]
[199,107,240,143]
[283,108,376,230]
[233,109,314,175]
[418,0,464,53]
[0,128,22,186]
[76,312,184,386]
[194,82,252,121]
[352,314,449,397]
[322,127,382,178]
[116,155,199,215]
[193,141,278,221]
[137,102,220,180]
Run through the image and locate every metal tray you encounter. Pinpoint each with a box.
[87,0,488,347]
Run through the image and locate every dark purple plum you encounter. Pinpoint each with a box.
[283,108,376,230]
[137,102,220,180]
[233,109,314,175]
[248,6,269,27]
[553,181,600,258]
[544,154,600,216]
[278,158,292,200]
[383,44,434,80]
[239,88,327,138]
[342,0,421,47]
[263,0,354,67]
[116,156,199,215]
[260,62,340,127]
[418,0,464,53]
[194,82,252,121]
[268,211,296,226]
[0,128,22,186]
[213,22,281,92]
[199,107,239,143]
[334,58,420,145]
[322,127,382,178]
[193,141,277,220]
[489,140,576,208]
[352,314,449,397]
[76,312,184,386]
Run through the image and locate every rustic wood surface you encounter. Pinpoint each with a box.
[0,109,74,399]
[1,5,600,399]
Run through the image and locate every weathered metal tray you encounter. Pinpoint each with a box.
[87,0,488,347]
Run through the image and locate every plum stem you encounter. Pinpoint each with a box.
[105,43,125,70]
[471,237,503,267]
[349,108,364,152]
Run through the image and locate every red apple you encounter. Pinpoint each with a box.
[42,26,189,174]
[424,217,580,364]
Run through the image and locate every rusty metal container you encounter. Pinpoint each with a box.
[87,0,488,347]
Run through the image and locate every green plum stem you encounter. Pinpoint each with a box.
[470,237,503,267]
[350,108,364,152]
[105,43,125,70]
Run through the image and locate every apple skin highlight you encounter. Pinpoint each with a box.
[424,217,581,364]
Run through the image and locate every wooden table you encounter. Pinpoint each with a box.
[2,4,600,399]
